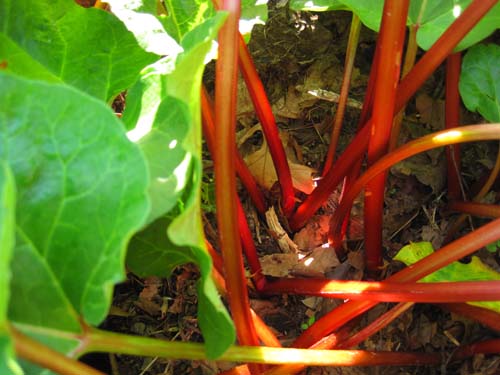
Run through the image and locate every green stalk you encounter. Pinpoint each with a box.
[364,0,409,274]
[11,326,105,375]
[322,14,361,175]
[214,0,260,353]
[82,327,441,367]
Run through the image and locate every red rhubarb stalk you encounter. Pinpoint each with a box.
[329,124,500,247]
[294,213,500,349]
[238,35,296,216]
[290,0,498,230]
[214,0,260,356]
[364,0,409,274]
[201,86,267,214]
[264,278,500,302]
[448,201,500,218]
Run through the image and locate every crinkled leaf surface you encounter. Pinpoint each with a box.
[124,12,235,358]
[460,44,500,122]
[0,0,156,101]
[394,242,500,313]
[0,73,150,371]
[0,163,22,375]
[336,0,499,51]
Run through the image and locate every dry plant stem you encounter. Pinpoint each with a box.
[290,0,499,230]
[338,303,414,349]
[238,34,295,217]
[449,201,500,218]
[263,278,500,302]
[214,0,260,355]
[364,0,409,274]
[329,124,500,246]
[445,53,462,201]
[11,326,105,375]
[297,211,500,349]
[438,303,500,332]
[322,13,361,175]
[201,87,267,214]
[389,23,419,151]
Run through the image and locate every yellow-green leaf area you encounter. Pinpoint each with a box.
[395,242,500,313]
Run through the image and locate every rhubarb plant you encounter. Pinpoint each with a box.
[1,0,500,374]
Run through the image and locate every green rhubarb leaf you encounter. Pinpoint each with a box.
[240,0,268,40]
[162,0,216,42]
[0,163,22,375]
[0,0,156,102]
[125,12,235,359]
[290,0,346,12]
[414,1,500,52]
[394,242,500,313]
[0,73,150,370]
[106,0,184,56]
[334,1,499,52]
[336,0,383,32]
[459,44,500,123]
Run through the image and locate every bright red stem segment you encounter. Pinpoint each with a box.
[364,0,409,274]
[214,0,260,352]
[263,278,500,302]
[201,87,267,214]
[290,0,498,230]
[445,53,462,201]
[238,34,296,216]
[295,216,500,348]
[449,201,500,218]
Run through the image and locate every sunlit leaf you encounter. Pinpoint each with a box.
[395,242,500,313]
[0,0,156,101]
